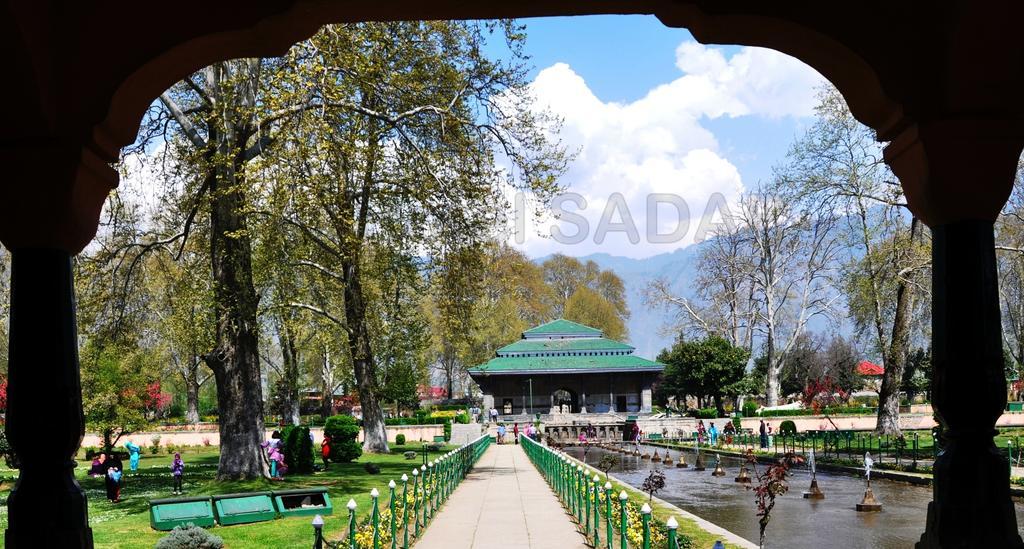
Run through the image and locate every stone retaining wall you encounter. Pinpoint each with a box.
[83,424,444,448]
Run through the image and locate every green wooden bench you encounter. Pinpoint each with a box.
[149,496,216,531]
[212,492,276,526]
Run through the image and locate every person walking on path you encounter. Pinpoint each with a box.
[497,424,506,444]
[759,420,768,449]
[490,407,498,424]
[125,441,141,472]
[513,423,520,444]
[171,452,185,495]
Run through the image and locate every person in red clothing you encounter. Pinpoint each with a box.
[321,434,331,469]
[513,423,520,444]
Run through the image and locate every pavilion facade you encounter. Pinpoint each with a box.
[468,320,664,416]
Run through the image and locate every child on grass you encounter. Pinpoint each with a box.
[171,453,185,495]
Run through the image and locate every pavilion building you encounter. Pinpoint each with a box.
[468,319,664,416]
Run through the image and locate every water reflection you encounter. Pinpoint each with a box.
[565,444,1024,549]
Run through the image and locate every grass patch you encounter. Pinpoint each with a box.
[0,444,455,548]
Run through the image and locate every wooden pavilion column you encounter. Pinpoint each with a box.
[885,120,1024,548]
[0,140,110,548]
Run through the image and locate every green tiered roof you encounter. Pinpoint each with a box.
[496,337,633,354]
[468,319,663,376]
[522,319,602,336]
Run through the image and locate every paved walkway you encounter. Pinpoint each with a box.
[415,443,588,549]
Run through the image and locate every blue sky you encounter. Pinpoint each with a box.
[491,16,827,259]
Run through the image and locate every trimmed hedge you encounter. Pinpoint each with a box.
[395,434,406,445]
[384,417,449,426]
[779,420,797,436]
[742,401,759,418]
[758,406,875,418]
[324,415,362,463]
[691,408,718,419]
[281,425,315,474]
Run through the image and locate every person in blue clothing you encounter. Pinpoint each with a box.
[125,441,142,471]
[708,422,719,446]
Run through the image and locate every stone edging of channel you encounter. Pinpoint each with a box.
[561,449,758,549]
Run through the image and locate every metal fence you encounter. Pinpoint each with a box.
[521,435,686,549]
[316,434,491,549]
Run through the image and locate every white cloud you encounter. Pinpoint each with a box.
[509,41,825,259]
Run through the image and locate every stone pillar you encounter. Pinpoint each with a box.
[481,392,494,414]
[640,378,653,414]
[885,121,1024,548]
[5,250,93,548]
[608,374,616,413]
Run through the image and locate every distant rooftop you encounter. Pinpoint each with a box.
[469,319,662,376]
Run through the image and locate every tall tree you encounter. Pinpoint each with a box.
[789,87,930,435]
[266,22,566,452]
[541,253,630,337]
[657,335,749,416]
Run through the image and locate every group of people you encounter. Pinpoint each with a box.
[496,422,538,444]
[88,452,124,503]
[261,431,289,479]
[89,442,188,502]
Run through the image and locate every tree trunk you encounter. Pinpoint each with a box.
[713,393,725,417]
[876,217,921,436]
[204,149,267,479]
[342,259,389,453]
[765,330,780,407]
[279,321,301,425]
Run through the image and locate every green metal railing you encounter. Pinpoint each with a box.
[520,435,683,549]
[313,434,491,549]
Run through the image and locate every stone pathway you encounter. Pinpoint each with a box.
[415,443,588,549]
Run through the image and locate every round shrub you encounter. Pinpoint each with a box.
[779,420,797,436]
[443,421,452,441]
[155,524,224,549]
[742,401,758,418]
[324,415,362,463]
[282,425,315,474]
[395,434,406,446]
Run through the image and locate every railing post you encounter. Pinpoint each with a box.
[618,490,628,549]
[640,503,652,549]
[576,466,584,523]
[401,474,410,549]
[584,468,591,537]
[412,468,421,538]
[371,488,381,549]
[389,480,397,549]
[604,482,613,549]
[592,474,601,547]
[666,516,679,549]
[347,499,358,549]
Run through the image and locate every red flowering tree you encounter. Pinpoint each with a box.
[143,381,172,420]
[801,375,849,431]
[0,377,7,413]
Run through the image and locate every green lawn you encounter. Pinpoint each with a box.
[0,444,455,548]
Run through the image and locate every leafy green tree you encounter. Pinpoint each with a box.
[80,343,156,451]
[564,286,627,341]
[658,335,749,416]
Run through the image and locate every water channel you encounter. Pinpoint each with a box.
[564,444,1024,549]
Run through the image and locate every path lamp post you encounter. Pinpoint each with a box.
[666,516,678,549]
[604,482,613,549]
[618,490,629,549]
[592,474,601,546]
[371,488,381,549]
[401,474,410,549]
[388,480,397,549]
[347,499,358,549]
[412,468,420,537]
[312,514,325,549]
[640,503,652,549]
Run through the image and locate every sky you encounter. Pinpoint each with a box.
[494,15,828,259]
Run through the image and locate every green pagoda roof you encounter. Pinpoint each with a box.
[468,354,663,375]
[496,337,633,354]
[522,319,602,337]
